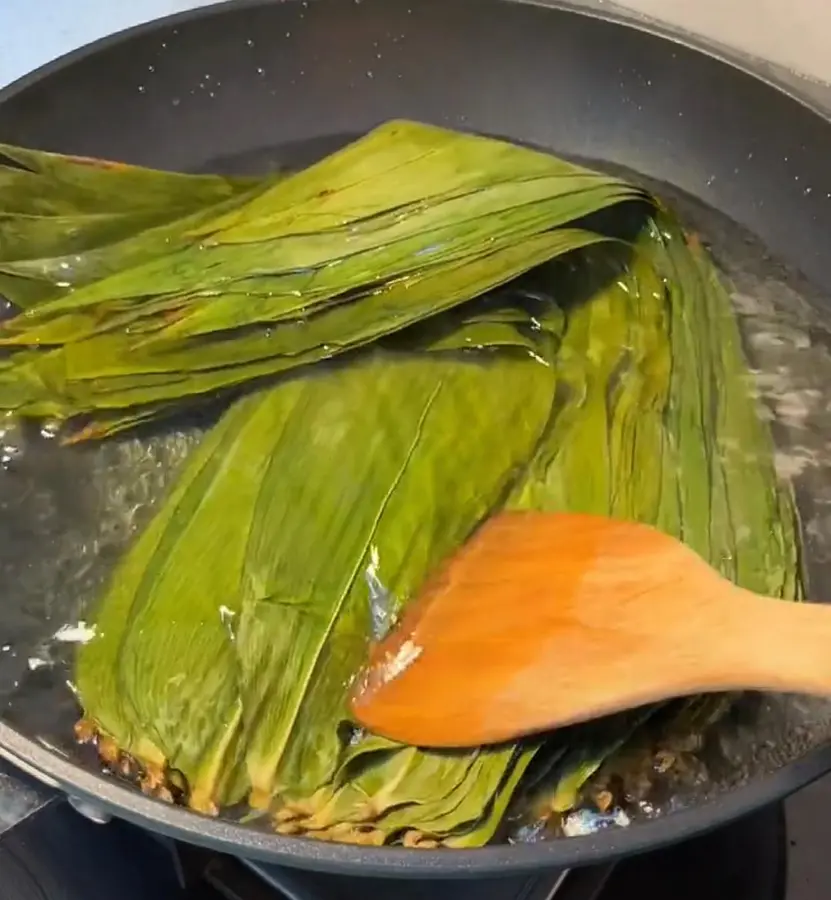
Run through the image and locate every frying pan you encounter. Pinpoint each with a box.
[2,0,831,878]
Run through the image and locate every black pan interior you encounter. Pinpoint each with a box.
[2,0,831,876]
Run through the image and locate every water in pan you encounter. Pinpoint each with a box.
[1,135,831,841]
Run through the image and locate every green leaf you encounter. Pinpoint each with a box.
[67,130,802,847]
[0,144,262,310]
[515,218,802,821]
[0,120,644,434]
[0,229,599,425]
[76,312,559,814]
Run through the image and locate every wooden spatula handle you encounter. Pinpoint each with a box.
[707,589,831,697]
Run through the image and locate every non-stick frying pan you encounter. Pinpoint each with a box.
[2,0,831,878]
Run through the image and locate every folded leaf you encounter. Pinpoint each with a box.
[513,218,803,821]
[64,129,803,848]
[0,144,261,309]
[76,310,560,816]
[0,121,645,435]
[0,229,601,426]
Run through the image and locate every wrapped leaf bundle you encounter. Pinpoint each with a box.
[0,121,644,439]
[0,121,796,846]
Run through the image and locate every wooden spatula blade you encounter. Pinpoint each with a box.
[350,511,725,747]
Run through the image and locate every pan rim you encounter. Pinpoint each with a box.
[2,715,830,874]
[2,0,830,124]
[1,0,829,875]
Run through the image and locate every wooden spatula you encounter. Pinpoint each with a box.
[349,510,829,748]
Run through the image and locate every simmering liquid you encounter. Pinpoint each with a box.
[2,137,831,838]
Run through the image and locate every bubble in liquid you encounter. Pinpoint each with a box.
[39,421,61,441]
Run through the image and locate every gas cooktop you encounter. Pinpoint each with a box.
[0,760,786,900]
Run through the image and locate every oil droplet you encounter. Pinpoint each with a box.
[138,85,146,93]
[246,38,255,47]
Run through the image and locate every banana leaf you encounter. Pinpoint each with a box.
[76,308,560,816]
[0,120,647,436]
[0,143,262,309]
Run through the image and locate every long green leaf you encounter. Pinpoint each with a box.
[0,229,601,426]
[0,145,261,310]
[517,218,802,824]
[65,130,803,847]
[0,121,645,435]
[77,313,559,815]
